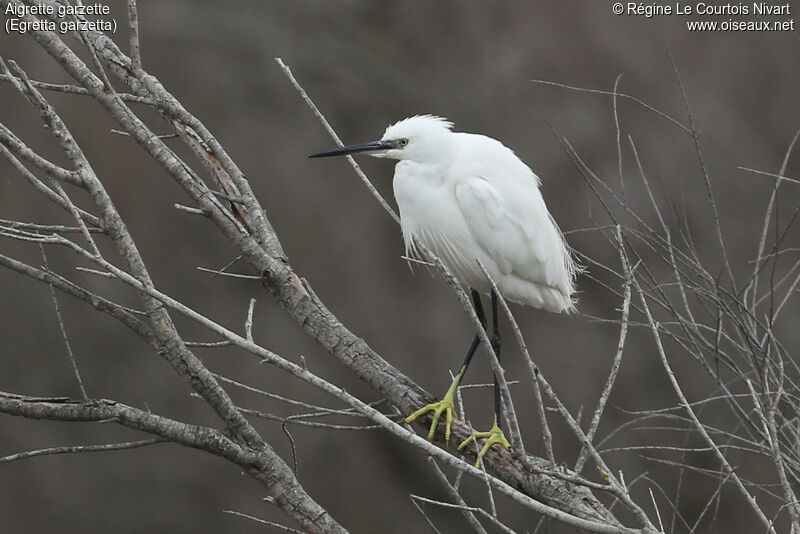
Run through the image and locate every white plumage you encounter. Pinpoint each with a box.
[379,115,577,313]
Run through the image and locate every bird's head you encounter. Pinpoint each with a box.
[309,115,455,164]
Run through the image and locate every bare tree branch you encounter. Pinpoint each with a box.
[0,439,164,463]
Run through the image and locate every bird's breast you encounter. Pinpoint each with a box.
[393,162,486,286]
[393,162,464,238]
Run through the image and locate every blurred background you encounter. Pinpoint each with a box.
[1,1,799,532]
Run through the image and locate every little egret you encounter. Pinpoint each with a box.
[310,115,578,463]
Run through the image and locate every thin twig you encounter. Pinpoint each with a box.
[410,497,446,534]
[196,266,260,279]
[75,267,116,278]
[649,488,665,534]
[576,226,632,473]
[245,298,256,342]
[410,494,517,534]
[126,0,142,71]
[174,203,208,216]
[40,243,88,400]
[275,57,400,225]
[223,510,304,533]
[0,219,100,234]
[738,166,800,186]
[530,78,690,134]
[0,73,151,103]
[612,74,625,199]
[428,458,490,534]
[185,340,232,348]
[0,438,164,463]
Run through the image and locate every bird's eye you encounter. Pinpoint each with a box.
[398,138,409,147]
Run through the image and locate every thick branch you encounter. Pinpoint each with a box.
[0,391,346,534]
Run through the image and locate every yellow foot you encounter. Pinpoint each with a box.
[405,397,456,442]
[458,422,511,467]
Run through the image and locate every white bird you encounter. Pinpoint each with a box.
[310,115,578,463]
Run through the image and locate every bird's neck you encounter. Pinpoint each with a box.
[395,159,452,187]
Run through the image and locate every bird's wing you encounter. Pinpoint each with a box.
[455,177,561,287]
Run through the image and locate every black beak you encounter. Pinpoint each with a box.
[308,140,395,158]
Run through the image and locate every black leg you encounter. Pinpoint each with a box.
[456,287,511,462]
[455,289,488,374]
[490,289,503,430]
[472,288,488,330]
[405,288,498,442]
[458,288,503,427]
